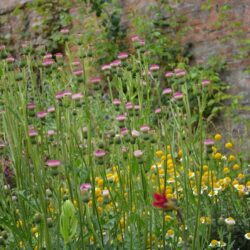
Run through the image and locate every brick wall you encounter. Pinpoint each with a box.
[123,0,250,101]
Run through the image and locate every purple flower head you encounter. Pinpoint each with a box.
[60,28,70,34]
[80,183,92,191]
[149,64,160,71]
[173,92,183,100]
[202,80,211,86]
[113,99,121,106]
[73,69,83,76]
[46,160,61,167]
[134,105,141,110]
[140,124,150,132]
[101,64,111,71]
[27,102,36,110]
[131,35,140,42]
[55,53,63,59]
[125,102,133,110]
[155,108,161,114]
[0,45,6,51]
[110,60,121,67]
[118,52,129,59]
[28,129,38,137]
[91,77,101,84]
[102,189,110,197]
[42,59,54,67]
[47,130,56,136]
[165,72,174,78]
[94,149,106,158]
[131,129,140,137]
[43,53,52,60]
[72,59,81,66]
[72,93,83,100]
[120,127,129,135]
[134,150,143,157]
[6,56,15,63]
[162,88,172,95]
[204,139,214,146]
[116,114,126,122]
[47,106,55,113]
[36,111,48,119]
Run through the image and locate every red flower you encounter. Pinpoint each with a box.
[152,192,176,211]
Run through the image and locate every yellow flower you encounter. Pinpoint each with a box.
[155,150,164,158]
[209,239,218,247]
[233,164,240,170]
[212,146,217,153]
[238,173,245,179]
[203,165,209,171]
[214,134,222,140]
[117,234,123,241]
[165,215,173,222]
[225,142,233,149]
[16,220,23,228]
[178,149,182,157]
[167,145,171,152]
[223,167,230,174]
[161,155,166,161]
[31,227,38,234]
[229,155,236,161]
[166,229,174,238]
[244,232,250,240]
[97,179,104,187]
[225,217,235,225]
[95,188,102,197]
[214,153,222,160]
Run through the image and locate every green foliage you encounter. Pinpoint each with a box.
[60,200,78,245]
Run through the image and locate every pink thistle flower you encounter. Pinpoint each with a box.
[6,56,15,63]
[55,53,63,59]
[101,64,111,71]
[60,28,69,34]
[102,189,110,197]
[149,64,160,71]
[134,150,143,157]
[91,77,101,84]
[27,102,36,110]
[165,72,174,78]
[155,108,161,114]
[0,45,6,51]
[43,53,52,60]
[131,129,140,137]
[134,105,141,110]
[131,35,140,42]
[94,149,106,158]
[162,88,172,95]
[110,60,121,67]
[204,139,214,146]
[72,93,83,100]
[116,114,126,122]
[202,80,211,86]
[47,130,56,136]
[113,99,121,106]
[173,92,183,100]
[42,59,54,67]
[28,129,38,137]
[72,59,80,66]
[73,69,83,76]
[0,143,6,149]
[46,160,61,167]
[37,111,48,119]
[47,106,55,113]
[80,183,92,191]
[118,52,129,59]
[125,102,133,110]
[140,124,150,132]
[120,127,129,135]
